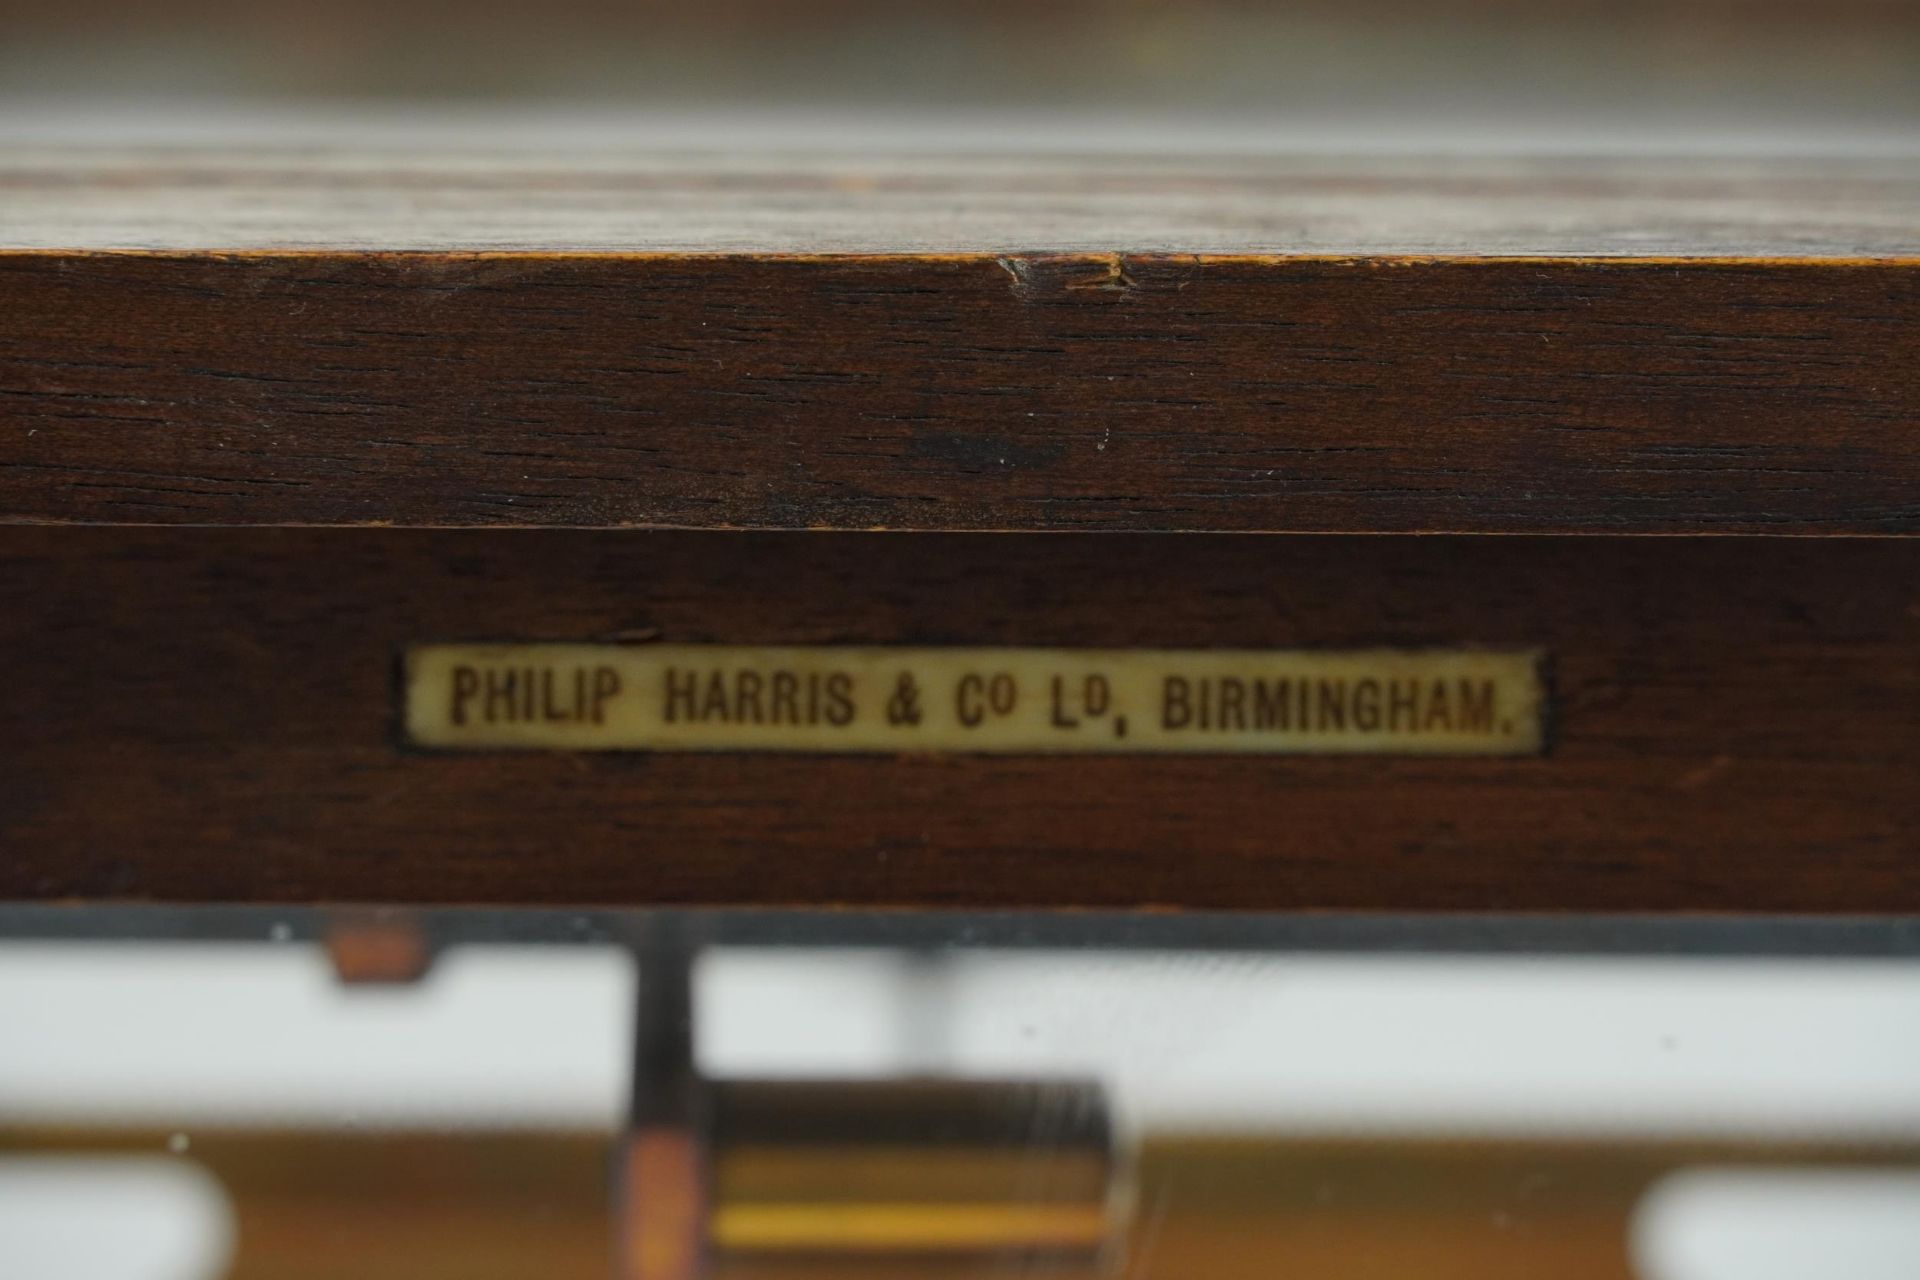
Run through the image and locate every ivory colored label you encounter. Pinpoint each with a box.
[404,645,1544,755]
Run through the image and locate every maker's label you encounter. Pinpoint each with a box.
[404,645,1544,755]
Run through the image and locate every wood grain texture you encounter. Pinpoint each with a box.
[6,150,1920,254]
[2,529,1913,912]
[3,252,1917,533]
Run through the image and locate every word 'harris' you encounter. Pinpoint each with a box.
[406,645,1545,756]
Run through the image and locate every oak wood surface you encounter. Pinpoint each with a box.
[6,149,1920,254]
[2,529,1912,912]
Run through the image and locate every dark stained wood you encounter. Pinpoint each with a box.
[3,251,1918,534]
[2,529,1913,912]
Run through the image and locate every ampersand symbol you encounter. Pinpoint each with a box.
[886,672,924,726]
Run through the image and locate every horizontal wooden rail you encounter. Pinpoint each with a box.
[2,529,1913,911]
[3,253,1917,534]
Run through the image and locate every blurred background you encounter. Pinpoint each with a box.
[2,0,1919,147]
[4,916,1920,1280]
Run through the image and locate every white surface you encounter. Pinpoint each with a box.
[705,951,1920,1138]
[3,944,1919,1138]
[1635,1168,1920,1280]
[0,1157,233,1280]
[0,945,634,1128]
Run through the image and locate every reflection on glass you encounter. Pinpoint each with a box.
[2,912,1918,1279]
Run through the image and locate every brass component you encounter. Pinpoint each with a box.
[624,1128,708,1280]
[705,1080,1118,1278]
[5,1127,1915,1280]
